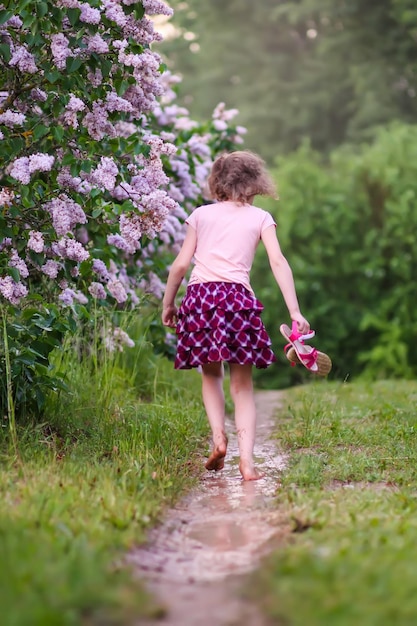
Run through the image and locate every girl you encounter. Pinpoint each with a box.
[162,150,309,481]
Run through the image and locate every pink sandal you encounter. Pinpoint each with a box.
[280,322,332,377]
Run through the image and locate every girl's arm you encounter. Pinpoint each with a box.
[261,224,310,333]
[162,225,197,328]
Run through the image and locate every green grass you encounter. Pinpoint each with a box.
[247,379,417,626]
[0,325,208,626]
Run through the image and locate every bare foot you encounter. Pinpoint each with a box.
[205,436,228,471]
[239,460,265,481]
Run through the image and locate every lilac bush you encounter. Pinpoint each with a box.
[0,0,244,417]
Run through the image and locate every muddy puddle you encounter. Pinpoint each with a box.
[129,390,291,626]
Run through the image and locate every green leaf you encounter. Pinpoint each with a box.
[0,43,11,62]
[0,10,13,25]
[67,7,81,26]
[33,124,50,140]
[6,267,20,282]
[124,3,145,19]
[36,2,48,18]
[44,70,61,84]
[100,59,113,78]
[66,57,83,73]
[52,126,65,142]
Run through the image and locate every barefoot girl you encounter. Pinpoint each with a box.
[162,150,309,481]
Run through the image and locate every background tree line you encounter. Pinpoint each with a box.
[159,0,417,387]
[161,0,417,160]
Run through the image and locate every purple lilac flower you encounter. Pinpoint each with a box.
[28,153,55,174]
[57,0,80,7]
[173,117,198,132]
[107,234,134,253]
[30,88,48,102]
[92,259,110,281]
[85,33,108,53]
[167,184,184,203]
[0,188,15,207]
[140,0,173,16]
[83,102,113,140]
[86,68,103,87]
[66,94,85,111]
[102,1,127,28]
[9,157,30,184]
[107,278,128,303]
[50,33,73,70]
[53,237,89,262]
[153,103,189,126]
[139,271,164,299]
[104,326,135,352]
[186,135,211,157]
[212,119,227,132]
[9,46,38,73]
[90,157,119,191]
[9,249,29,278]
[79,3,101,24]
[105,91,133,113]
[0,238,12,251]
[0,110,26,127]
[88,282,107,299]
[4,15,23,28]
[27,230,45,253]
[74,290,88,304]
[213,102,239,122]
[125,16,163,45]
[144,133,177,157]
[41,260,60,279]
[59,287,88,306]
[113,121,137,138]
[58,288,76,306]
[63,95,85,128]
[118,214,142,252]
[0,276,28,304]
[57,168,91,194]
[44,195,87,236]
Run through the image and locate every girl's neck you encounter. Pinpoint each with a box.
[223,197,255,206]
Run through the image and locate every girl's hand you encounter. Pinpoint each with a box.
[291,313,310,335]
[162,305,178,328]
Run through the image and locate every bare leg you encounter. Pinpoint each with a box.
[201,362,227,471]
[229,363,264,481]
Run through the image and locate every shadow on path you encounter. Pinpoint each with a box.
[129,390,291,625]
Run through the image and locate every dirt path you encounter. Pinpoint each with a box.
[129,390,291,626]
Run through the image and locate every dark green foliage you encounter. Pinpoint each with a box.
[163,0,417,159]
[252,122,417,387]
[0,303,72,418]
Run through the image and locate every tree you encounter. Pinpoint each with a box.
[252,123,417,388]
[161,0,417,159]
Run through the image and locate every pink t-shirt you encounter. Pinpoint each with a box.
[186,200,276,294]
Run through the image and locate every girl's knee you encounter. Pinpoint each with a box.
[202,361,224,379]
[229,363,254,398]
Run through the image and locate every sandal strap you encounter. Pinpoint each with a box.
[290,321,315,344]
[298,348,318,370]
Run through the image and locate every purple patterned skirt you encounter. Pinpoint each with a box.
[174,282,276,370]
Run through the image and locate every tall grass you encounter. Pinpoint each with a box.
[0,311,207,626]
[1,307,18,456]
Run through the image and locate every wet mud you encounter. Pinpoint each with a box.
[130,390,291,626]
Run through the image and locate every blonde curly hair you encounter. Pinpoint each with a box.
[207,150,277,204]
